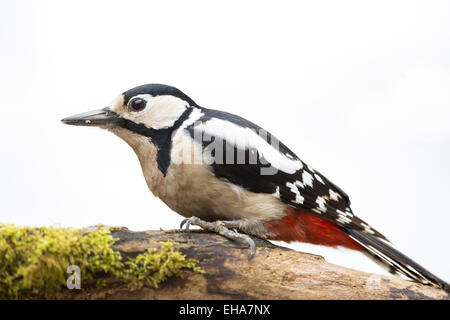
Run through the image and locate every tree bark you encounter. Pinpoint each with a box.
[66,228,449,300]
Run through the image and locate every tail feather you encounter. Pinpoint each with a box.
[344,228,450,293]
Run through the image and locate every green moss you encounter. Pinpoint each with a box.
[125,241,204,288]
[0,224,202,299]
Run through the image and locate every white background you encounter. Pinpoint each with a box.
[1,1,449,281]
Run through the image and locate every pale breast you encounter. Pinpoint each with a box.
[112,127,287,233]
[160,130,287,222]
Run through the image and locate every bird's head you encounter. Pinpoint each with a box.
[61,83,197,134]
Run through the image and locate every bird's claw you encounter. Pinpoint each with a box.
[179,216,256,260]
[243,235,256,259]
[180,218,192,233]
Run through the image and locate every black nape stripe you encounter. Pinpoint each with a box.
[118,107,193,176]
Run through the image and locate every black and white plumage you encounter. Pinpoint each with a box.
[185,107,386,238]
[62,83,449,292]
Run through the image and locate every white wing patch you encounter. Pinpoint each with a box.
[315,196,327,213]
[336,209,353,224]
[314,174,324,184]
[329,189,341,201]
[286,182,304,204]
[294,180,304,189]
[194,118,303,174]
[302,171,314,187]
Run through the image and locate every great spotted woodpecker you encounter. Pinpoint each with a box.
[62,84,449,292]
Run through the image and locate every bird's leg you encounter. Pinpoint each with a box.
[180,216,256,259]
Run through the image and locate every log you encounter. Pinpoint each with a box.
[65,228,449,300]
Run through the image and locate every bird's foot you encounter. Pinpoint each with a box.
[180,216,256,259]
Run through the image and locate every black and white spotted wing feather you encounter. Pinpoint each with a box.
[185,106,450,291]
[187,107,385,238]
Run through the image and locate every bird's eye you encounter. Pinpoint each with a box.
[129,98,146,112]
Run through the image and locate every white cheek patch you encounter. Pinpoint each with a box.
[196,119,303,174]
[145,95,189,129]
[121,94,189,129]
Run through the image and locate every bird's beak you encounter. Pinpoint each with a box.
[61,107,120,126]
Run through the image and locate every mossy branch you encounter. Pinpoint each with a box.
[0,224,448,300]
[0,224,201,299]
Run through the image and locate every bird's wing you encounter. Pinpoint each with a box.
[186,107,387,240]
[185,107,450,291]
